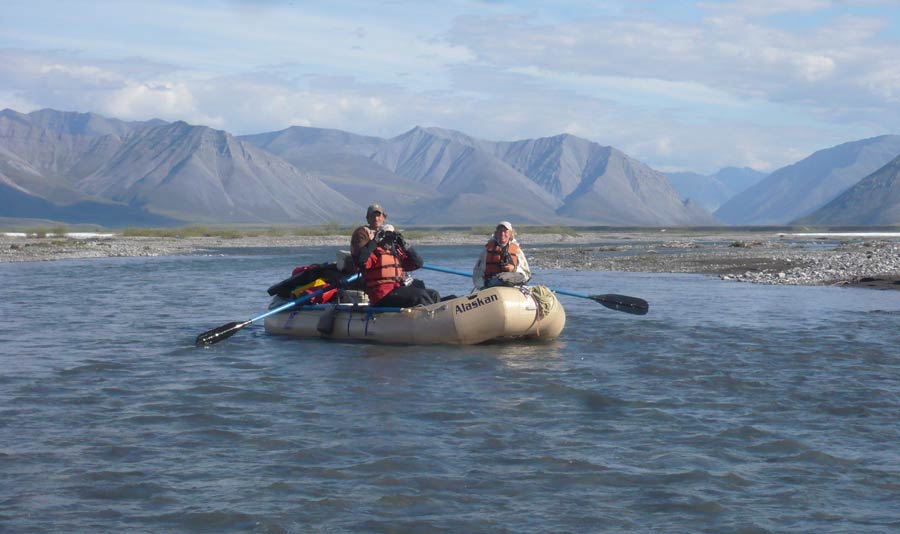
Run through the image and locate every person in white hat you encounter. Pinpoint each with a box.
[472,221,531,289]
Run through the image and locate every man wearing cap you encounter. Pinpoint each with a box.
[350,203,387,262]
[350,203,440,307]
[473,221,531,289]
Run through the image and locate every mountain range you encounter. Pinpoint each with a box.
[0,108,359,225]
[244,124,714,225]
[715,135,900,225]
[2,108,900,227]
[0,108,712,227]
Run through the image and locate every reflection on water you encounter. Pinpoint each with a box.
[491,339,566,368]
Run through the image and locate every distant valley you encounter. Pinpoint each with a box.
[665,167,768,213]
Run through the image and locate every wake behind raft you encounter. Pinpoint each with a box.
[262,260,565,345]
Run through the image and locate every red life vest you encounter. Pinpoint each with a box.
[364,246,406,303]
[484,240,521,279]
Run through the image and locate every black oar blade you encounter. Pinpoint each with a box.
[195,320,251,346]
[591,294,649,315]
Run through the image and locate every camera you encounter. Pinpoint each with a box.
[381,230,396,245]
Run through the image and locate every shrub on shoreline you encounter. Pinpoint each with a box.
[8,225,71,238]
[122,225,355,239]
[123,226,243,238]
[469,224,580,237]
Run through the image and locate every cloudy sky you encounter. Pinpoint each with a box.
[2,0,899,173]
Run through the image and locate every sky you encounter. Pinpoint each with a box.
[2,0,899,174]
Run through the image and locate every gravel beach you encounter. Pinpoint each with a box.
[3,230,899,290]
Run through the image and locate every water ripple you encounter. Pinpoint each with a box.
[1,251,898,532]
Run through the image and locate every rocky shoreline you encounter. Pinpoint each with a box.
[3,230,899,290]
[528,233,900,290]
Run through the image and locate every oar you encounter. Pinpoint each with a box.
[195,273,361,346]
[421,264,649,316]
[549,288,649,315]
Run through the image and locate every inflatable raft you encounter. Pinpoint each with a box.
[263,285,566,345]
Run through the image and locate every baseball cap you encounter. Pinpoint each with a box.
[366,204,386,218]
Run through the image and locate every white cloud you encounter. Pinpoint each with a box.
[195,75,403,135]
[0,49,221,126]
[102,81,206,123]
[794,54,836,81]
[447,6,900,131]
[698,0,832,18]
[506,66,748,109]
[0,91,35,113]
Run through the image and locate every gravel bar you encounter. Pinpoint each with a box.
[3,231,899,290]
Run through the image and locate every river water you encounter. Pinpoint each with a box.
[1,245,898,533]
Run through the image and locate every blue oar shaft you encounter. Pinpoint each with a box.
[424,263,591,300]
[547,288,589,299]
[296,304,405,313]
[422,264,470,277]
[424,263,648,315]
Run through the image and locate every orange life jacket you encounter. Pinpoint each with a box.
[364,246,406,303]
[484,240,521,279]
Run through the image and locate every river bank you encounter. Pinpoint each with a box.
[3,230,899,290]
[528,232,900,290]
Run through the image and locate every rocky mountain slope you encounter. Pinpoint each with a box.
[243,125,715,225]
[1,109,359,225]
[715,135,900,225]
[795,154,900,225]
